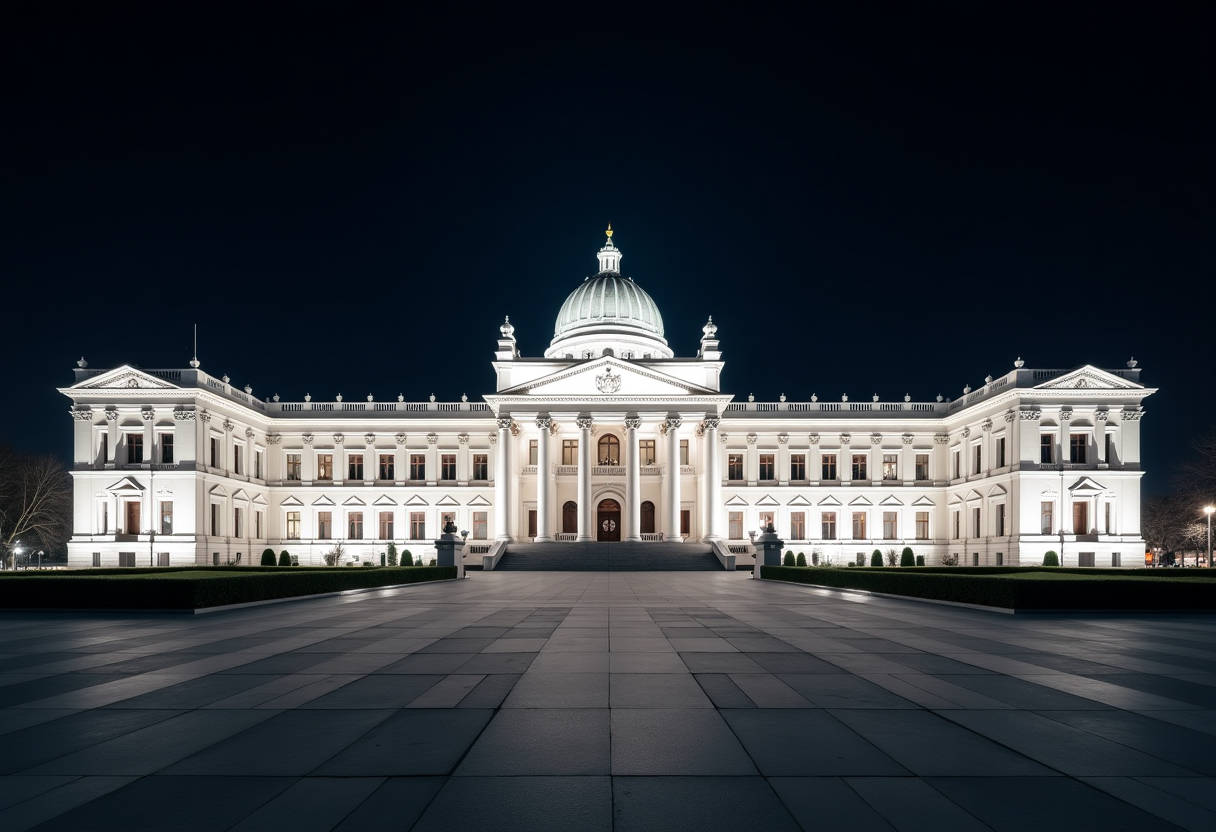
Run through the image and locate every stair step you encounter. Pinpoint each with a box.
[495,542,723,572]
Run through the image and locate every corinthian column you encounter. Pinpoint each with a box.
[666,416,682,542]
[495,418,512,540]
[703,417,721,540]
[576,417,594,541]
[535,417,552,541]
[624,417,642,541]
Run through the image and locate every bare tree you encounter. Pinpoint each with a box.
[323,541,347,567]
[1141,493,1195,557]
[0,446,72,568]
[884,547,900,566]
[1177,426,1216,499]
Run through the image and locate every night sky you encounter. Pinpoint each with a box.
[2,2,1211,496]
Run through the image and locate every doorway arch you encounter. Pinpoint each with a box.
[562,501,578,534]
[640,501,656,534]
[597,498,621,541]
[597,434,620,465]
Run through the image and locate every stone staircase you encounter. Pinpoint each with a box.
[495,542,722,571]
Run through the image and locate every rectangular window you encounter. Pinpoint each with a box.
[349,512,363,540]
[157,552,170,567]
[233,506,243,538]
[317,454,333,480]
[254,448,263,479]
[759,454,775,480]
[410,512,426,540]
[639,440,656,465]
[232,443,242,475]
[915,511,929,540]
[127,433,143,464]
[790,454,806,481]
[952,449,961,479]
[680,439,689,466]
[528,440,538,465]
[995,437,1006,468]
[952,510,960,539]
[286,511,301,540]
[441,511,456,531]
[1104,433,1112,462]
[728,454,744,481]
[473,453,488,480]
[973,552,980,567]
[822,453,837,481]
[1112,552,1121,567]
[883,511,897,539]
[1073,501,1089,534]
[379,454,394,480]
[759,511,774,530]
[1105,502,1111,534]
[1040,434,1053,464]
[972,445,982,474]
[852,511,867,539]
[93,552,101,567]
[972,507,981,538]
[211,437,221,468]
[790,512,805,540]
[161,434,174,464]
[410,454,426,480]
[379,511,394,540]
[119,552,136,568]
[473,511,487,539]
[348,453,364,480]
[100,502,108,534]
[996,552,1004,566]
[851,454,867,481]
[728,511,743,539]
[681,509,690,536]
[561,440,578,465]
[1070,433,1087,464]
[882,454,898,481]
[210,503,219,536]
[441,454,457,480]
[995,504,1006,537]
[160,500,173,535]
[915,453,929,481]
[255,510,263,539]
[286,453,301,480]
[1041,502,1054,535]
[317,511,332,540]
[99,432,108,463]
[821,512,837,540]
[1078,551,1095,568]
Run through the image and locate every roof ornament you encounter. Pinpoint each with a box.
[606,223,613,239]
[77,357,88,368]
[189,323,200,368]
[1014,356,1025,369]
[500,316,515,339]
[702,316,717,338]
[1127,356,1137,368]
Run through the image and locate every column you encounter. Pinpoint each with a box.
[576,417,593,541]
[666,416,682,542]
[704,417,721,540]
[535,417,552,541]
[625,417,642,541]
[495,419,512,540]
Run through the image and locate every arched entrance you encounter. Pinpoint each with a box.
[562,501,578,535]
[597,498,621,541]
[641,501,656,534]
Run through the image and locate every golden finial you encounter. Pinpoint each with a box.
[605,223,613,238]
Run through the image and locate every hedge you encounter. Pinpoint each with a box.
[0,566,457,610]
[760,566,1216,610]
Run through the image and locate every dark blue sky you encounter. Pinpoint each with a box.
[1,1,1212,495]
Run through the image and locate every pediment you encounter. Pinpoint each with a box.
[987,484,1007,497]
[496,357,717,398]
[848,496,871,506]
[948,493,963,505]
[467,495,491,506]
[208,484,227,497]
[312,495,335,506]
[787,495,812,506]
[405,494,429,506]
[231,489,250,502]
[725,495,749,506]
[965,490,982,502]
[75,365,179,390]
[1034,365,1139,390]
[879,495,903,506]
[105,476,144,493]
[252,494,267,505]
[911,496,936,507]
[817,495,841,506]
[1069,476,1108,494]
[436,495,461,506]
[342,496,366,506]
[280,495,304,506]
[373,495,397,506]
[756,494,780,506]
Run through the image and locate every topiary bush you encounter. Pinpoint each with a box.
[901,547,915,567]
[1043,550,1060,567]
[278,551,291,566]
[261,549,276,566]
[915,555,925,566]
[870,549,883,567]
[402,549,414,567]
[386,542,398,567]
[280,550,291,566]
[783,551,796,566]
[796,552,807,567]
[811,551,820,566]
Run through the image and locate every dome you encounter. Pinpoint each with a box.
[544,230,673,359]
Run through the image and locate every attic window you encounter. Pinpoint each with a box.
[602,348,614,357]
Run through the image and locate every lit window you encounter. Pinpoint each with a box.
[562,440,578,465]
[349,511,364,540]
[598,434,620,465]
[915,511,929,540]
[639,440,656,465]
[473,511,487,539]
[821,512,836,540]
[852,511,867,539]
[348,453,363,480]
[790,512,805,540]
[286,453,301,481]
[528,440,538,465]
[1041,502,1053,535]
[915,453,929,481]
[286,511,301,539]
[410,512,426,539]
[160,501,173,535]
[317,454,333,480]
[728,512,743,539]
[883,511,897,539]
[473,454,488,480]
[317,511,331,540]
[851,454,867,481]
[882,454,898,480]
[728,454,744,481]
[379,511,394,539]
[679,440,689,466]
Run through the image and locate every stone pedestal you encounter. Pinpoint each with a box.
[754,524,785,578]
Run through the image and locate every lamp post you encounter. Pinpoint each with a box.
[1057,459,1066,566]
[12,540,21,571]
[1205,506,1214,568]
[37,550,43,570]
[146,462,155,567]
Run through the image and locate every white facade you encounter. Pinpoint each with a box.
[62,232,1155,568]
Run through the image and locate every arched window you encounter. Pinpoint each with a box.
[562,501,578,534]
[597,434,620,465]
[641,500,655,534]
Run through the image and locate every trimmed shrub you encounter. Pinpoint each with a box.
[870,549,883,567]
[856,553,866,567]
[900,547,915,567]
[783,551,796,566]
[811,551,820,566]
[1043,550,1060,567]
[261,550,276,566]
[915,555,925,566]
[277,551,291,567]
[386,542,398,567]
[796,552,807,567]
[402,549,414,567]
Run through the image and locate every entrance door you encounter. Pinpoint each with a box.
[125,502,141,534]
[597,499,621,541]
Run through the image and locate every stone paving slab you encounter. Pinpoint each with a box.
[0,571,1213,830]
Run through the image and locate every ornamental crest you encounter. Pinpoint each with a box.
[596,368,621,393]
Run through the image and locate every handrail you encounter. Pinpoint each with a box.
[481,539,507,571]
[709,539,736,572]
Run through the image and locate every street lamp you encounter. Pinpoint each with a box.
[37,550,43,570]
[1205,505,1214,568]
[12,540,21,571]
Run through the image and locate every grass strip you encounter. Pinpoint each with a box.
[0,566,456,610]
[761,566,1216,610]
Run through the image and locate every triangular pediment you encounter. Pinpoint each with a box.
[496,357,718,398]
[725,495,749,506]
[208,484,227,497]
[756,494,780,506]
[879,495,903,506]
[912,496,936,507]
[987,484,1007,497]
[342,496,366,506]
[467,495,491,506]
[312,495,335,506]
[817,495,841,506]
[965,490,982,502]
[231,489,250,502]
[787,495,812,506]
[280,495,304,506]
[252,494,267,505]
[105,476,144,493]
[75,365,179,390]
[948,493,963,505]
[848,496,872,506]
[404,494,429,506]
[1034,365,1139,390]
[436,495,460,506]
[1069,476,1108,494]
[373,495,397,506]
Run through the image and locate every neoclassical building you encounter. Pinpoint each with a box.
[63,229,1154,568]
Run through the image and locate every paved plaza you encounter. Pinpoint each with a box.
[1,572,1214,831]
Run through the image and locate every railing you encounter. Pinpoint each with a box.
[555,465,578,475]
[264,400,493,414]
[640,466,662,476]
[593,466,625,476]
[680,465,695,474]
[481,539,507,571]
[709,539,736,571]
[728,544,752,555]
[555,533,577,541]
[521,465,537,475]
[641,533,665,542]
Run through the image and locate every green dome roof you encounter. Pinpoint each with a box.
[553,273,665,339]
